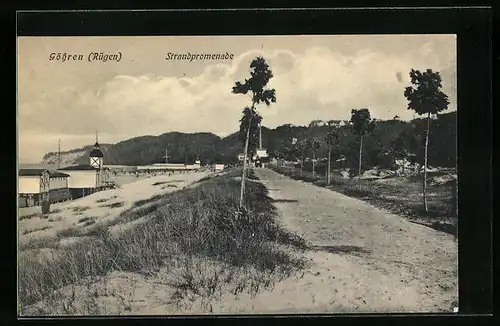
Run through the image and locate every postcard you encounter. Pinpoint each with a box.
[17,34,458,316]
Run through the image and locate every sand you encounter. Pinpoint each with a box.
[18,171,212,247]
[20,168,458,315]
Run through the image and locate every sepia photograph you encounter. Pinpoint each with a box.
[17,34,458,315]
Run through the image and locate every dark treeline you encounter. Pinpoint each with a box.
[268,111,456,173]
[43,111,455,169]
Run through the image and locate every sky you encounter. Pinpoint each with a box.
[17,35,456,163]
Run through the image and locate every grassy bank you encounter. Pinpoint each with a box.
[267,164,457,236]
[19,168,308,315]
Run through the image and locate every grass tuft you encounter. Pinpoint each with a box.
[22,226,52,235]
[73,206,90,213]
[78,217,93,224]
[100,202,125,209]
[19,213,39,221]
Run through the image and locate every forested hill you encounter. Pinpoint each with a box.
[42,111,456,169]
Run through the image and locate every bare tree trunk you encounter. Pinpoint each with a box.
[358,134,364,179]
[312,151,316,178]
[300,156,304,177]
[327,145,332,185]
[423,112,431,213]
[239,108,254,209]
[402,156,405,175]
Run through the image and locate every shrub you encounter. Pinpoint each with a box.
[100,202,125,209]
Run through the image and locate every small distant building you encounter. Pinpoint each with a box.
[18,169,71,207]
[137,162,201,172]
[137,163,184,171]
[58,136,110,199]
[104,165,137,175]
[254,155,271,168]
[250,148,269,167]
[214,164,225,171]
[328,120,350,127]
[309,120,331,127]
[89,141,104,169]
[256,149,268,158]
[190,157,201,169]
[185,163,201,170]
[58,164,110,199]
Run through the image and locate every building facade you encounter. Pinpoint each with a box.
[18,169,71,207]
[58,165,110,199]
[57,137,111,199]
[214,164,225,171]
[18,136,112,206]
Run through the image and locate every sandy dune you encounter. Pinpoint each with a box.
[21,168,458,315]
[18,171,212,246]
[121,168,457,314]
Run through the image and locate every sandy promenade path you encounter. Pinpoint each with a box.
[20,168,458,315]
[119,168,458,314]
[232,167,458,313]
[18,171,212,247]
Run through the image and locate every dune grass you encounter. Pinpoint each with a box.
[19,168,308,315]
[100,202,125,209]
[22,226,52,235]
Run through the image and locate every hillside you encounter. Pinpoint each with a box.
[42,144,114,167]
[41,111,456,169]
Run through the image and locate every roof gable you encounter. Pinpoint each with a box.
[19,163,59,170]
[18,169,45,177]
[19,169,70,178]
[59,164,98,171]
[89,148,104,157]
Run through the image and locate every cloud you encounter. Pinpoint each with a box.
[18,40,456,162]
